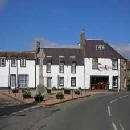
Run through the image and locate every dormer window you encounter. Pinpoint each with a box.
[0,58,6,67]
[96,45,105,51]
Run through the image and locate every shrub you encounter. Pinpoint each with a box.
[22,88,30,93]
[47,89,51,94]
[64,89,71,94]
[12,88,19,93]
[34,94,44,102]
[74,89,80,95]
[52,87,57,90]
[23,89,31,98]
[56,92,64,99]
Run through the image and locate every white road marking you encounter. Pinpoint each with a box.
[119,122,125,130]
[119,95,128,99]
[108,105,112,117]
[112,122,118,130]
[110,95,129,104]
[110,99,118,104]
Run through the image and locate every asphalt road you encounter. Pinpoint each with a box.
[0,92,130,130]
[44,92,130,130]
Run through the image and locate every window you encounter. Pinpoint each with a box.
[96,45,105,51]
[59,62,64,73]
[46,62,51,73]
[18,75,28,88]
[71,77,76,87]
[59,77,64,86]
[11,59,17,67]
[71,62,76,74]
[20,59,26,67]
[113,76,118,88]
[0,58,6,67]
[112,59,118,70]
[92,58,98,69]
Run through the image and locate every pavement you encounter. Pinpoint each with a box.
[0,91,36,117]
[0,92,130,130]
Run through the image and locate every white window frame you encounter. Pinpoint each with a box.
[18,74,28,88]
[96,45,105,51]
[112,76,118,88]
[0,58,6,67]
[59,62,64,73]
[71,77,76,87]
[112,59,118,70]
[59,77,64,86]
[46,62,51,73]
[71,62,76,74]
[92,58,98,69]
[11,59,17,67]
[20,59,26,67]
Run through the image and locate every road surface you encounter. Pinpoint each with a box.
[0,92,130,130]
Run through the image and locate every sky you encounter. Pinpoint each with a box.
[0,0,130,58]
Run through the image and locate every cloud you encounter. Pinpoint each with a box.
[29,38,78,51]
[111,43,130,60]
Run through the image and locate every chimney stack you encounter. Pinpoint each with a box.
[80,30,86,57]
[36,40,40,54]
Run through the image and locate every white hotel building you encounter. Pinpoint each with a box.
[0,32,127,90]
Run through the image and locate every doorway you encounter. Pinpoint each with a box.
[47,77,52,89]
[90,76,109,90]
[10,74,16,88]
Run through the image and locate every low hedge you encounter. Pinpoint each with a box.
[23,89,31,99]
[56,92,64,99]
[64,89,71,94]
[47,89,51,94]
[74,89,80,95]
[22,88,30,93]
[12,88,19,93]
[35,94,44,102]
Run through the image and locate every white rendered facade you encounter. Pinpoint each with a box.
[84,58,121,89]
[0,59,36,89]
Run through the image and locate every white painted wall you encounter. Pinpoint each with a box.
[36,65,84,89]
[84,58,120,89]
[0,57,121,90]
[0,59,36,88]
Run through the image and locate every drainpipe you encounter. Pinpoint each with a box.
[8,58,11,92]
[84,61,85,90]
[35,59,36,89]
[17,58,18,89]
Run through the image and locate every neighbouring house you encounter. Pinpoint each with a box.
[127,61,130,89]
[0,52,36,89]
[0,31,127,91]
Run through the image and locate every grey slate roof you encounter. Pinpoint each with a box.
[42,48,84,65]
[84,40,124,59]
